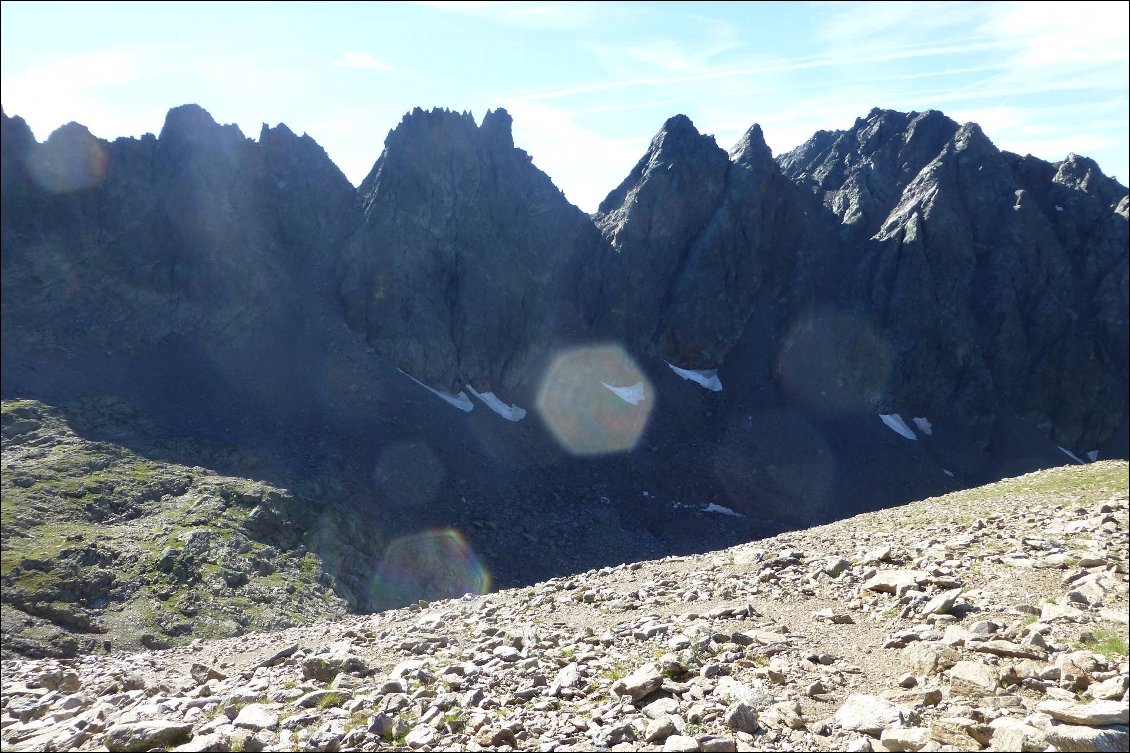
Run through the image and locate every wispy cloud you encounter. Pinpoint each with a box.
[333,51,397,72]
[415,0,601,29]
[507,38,1016,104]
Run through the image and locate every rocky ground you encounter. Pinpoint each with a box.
[2,461,1127,752]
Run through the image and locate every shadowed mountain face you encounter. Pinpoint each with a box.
[339,108,605,394]
[779,109,1129,452]
[2,103,1128,620]
[591,116,819,371]
[1,105,359,357]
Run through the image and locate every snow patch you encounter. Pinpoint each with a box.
[879,413,918,440]
[671,501,746,518]
[943,469,955,477]
[601,381,646,405]
[1057,446,1084,464]
[467,386,527,421]
[400,370,474,412]
[666,362,723,391]
[703,503,744,518]
[1086,450,1099,462]
[912,416,933,436]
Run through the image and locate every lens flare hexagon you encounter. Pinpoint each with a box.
[28,124,109,193]
[535,344,653,455]
[370,529,490,608]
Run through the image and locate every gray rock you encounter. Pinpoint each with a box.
[302,648,369,682]
[880,727,930,752]
[861,570,928,596]
[834,694,905,737]
[663,734,701,752]
[903,642,959,676]
[549,661,581,695]
[919,588,962,616]
[714,676,768,705]
[972,640,1047,660]
[928,717,990,750]
[989,717,1047,752]
[646,715,678,743]
[643,697,681,720]
[723,702,758,733]
[1044,724,1129,752]
[404,724,438,748]
[611,662,663,701]
[1036,699,1129,726]
[698,735,738,752]
[596,721,636,746]
[295,689,349,708]
[761,700,806,730]
[1089,674,1129,700]
[233,703,278,731]
[103,721,193,752]
[189,663,227,685]
[948,660,1000,696]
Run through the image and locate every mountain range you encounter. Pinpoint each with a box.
[2,102,1127,625]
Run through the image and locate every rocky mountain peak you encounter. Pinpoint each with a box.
[778,108,963,234]
[596,114,724,218]
[340,106,603,393]
[25,122,107,194]
[729,123,773,168]
[157,103,226,141]
[1054,152,1127,206]
[480,107,514,149]
[157,103,247,167]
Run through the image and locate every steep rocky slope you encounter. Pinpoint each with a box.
[339,107,605,395]
[0,105,358,357]
[779,108,1129,454]
[591,117,823,372]
[2,461,1125,752]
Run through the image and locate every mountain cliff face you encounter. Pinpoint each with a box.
[592,116,818,371]
[2,102,1127,540]
[338,107,604,394]
[1,105,358,359]
[779,109,1129,452]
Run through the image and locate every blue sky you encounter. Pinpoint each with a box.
[2,1,1127,211]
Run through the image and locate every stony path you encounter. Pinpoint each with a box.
[2,461,1127,752]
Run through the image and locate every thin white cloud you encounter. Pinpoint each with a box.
[507,39,1015,104]
[415,0,601,29]
[333,51,397,72]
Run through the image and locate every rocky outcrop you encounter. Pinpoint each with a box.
[338,107,604,393]
[1,104,358,357]
[0,399,360,659]
[592,116,818,370]
[779,109,1129,452]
